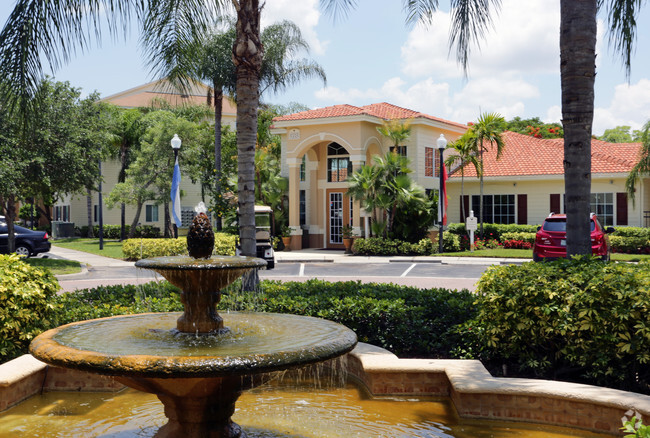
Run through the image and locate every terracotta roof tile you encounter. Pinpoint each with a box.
[449,131,641,178]
[273,102,467,128]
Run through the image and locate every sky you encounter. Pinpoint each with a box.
[2,0,650,136]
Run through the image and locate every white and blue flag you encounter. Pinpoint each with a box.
[171,156,182,227]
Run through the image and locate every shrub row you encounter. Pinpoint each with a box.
[0,255,59,363]
[447,223,539,240]
[122,233,237,260]
[351,234,460,255]
[76,224,161,239]
[469,257,650,393]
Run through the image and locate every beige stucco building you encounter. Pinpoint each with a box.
[53,79,235,234]
[271,103,467,249]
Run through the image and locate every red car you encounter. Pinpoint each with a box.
[533,213,614,262]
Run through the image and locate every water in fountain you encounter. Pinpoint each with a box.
[29,204,357,438]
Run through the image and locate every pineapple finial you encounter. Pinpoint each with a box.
[187,202,214,259]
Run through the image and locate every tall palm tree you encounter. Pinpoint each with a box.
[444,130,480,222]
[468,112,505,238]
[347,164,383,233]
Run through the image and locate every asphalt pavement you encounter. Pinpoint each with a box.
[46,245,526,292]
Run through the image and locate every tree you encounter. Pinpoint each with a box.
[468,112,505,237]
[376,119,412,155]
[444,130,481,222]
[598,125,643,143]
[505,116,563,139]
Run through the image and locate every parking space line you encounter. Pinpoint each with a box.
[299,263,305,277]
[400,263,417,277]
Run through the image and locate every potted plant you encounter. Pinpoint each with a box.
[342,224,355,254]
[280,226,292,251]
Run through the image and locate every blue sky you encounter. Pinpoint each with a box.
[2,0,650,135]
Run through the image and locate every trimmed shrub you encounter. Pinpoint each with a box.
[0,254,59,362]
[352,237,401,255]
[222,279,476,358]
[472,257,650,393]
[123,238,187,260]
[501,232,536,244]
[448,223,539,241]
[77,224,161,238]
[213,233,237,256]
[612,226,650,239]
[55,281,182,324]
[610,235,650,254]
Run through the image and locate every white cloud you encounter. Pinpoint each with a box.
[401,0,561,80]
[593,79,650,135]
[263,0,327,55]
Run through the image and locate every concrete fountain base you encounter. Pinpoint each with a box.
[1,344,649,436]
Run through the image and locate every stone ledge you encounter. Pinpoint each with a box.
[349,343,650,435]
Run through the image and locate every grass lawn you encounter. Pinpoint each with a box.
[440,248,532,258]
[24,258,82,275]
[52,238,124,259]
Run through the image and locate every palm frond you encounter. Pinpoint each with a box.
[403,0,440,25]
[448,0,501,74]
[604,0,643,79]
[319,0,358,22]
[626,120,650,204]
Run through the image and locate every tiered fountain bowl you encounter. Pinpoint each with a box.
[30,254,357,438]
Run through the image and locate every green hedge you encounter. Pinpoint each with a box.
[352,235,459,255]
[612,226,650,239]
[500,232,536,244]
[122,233,237,260]
[0,255,59,362]
[609,235,650,254]
[471,257,650,392]
[77,224,161,239]
[447,223,539,240]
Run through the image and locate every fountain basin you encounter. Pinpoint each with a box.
[29,312,357,378]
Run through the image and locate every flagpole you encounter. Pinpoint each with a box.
[437,134,447,254]
[171,134,182,239]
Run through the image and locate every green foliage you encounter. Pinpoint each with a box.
[447,222,540,241]
[123,238,188,260]
[472,257,650,392]
[500,232,536,244]
[0,255,59,362]
[622,416,650,438]
[505,116,563,138]
[599,125,642,143]
[77,224,161,239]
[122,233,236,260]
[55,282,182,324]
[222,279,476,358]
[610,235,650,254]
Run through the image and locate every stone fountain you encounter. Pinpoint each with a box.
[29,204,357,437]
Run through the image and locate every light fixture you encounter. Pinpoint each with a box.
[171,134,182,150]
[437,134,447,149]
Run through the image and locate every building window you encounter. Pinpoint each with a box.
[299,190,306,226]
[327,142,351,182]
[591,193,613,226]
[390,145,407,156]
[471,194,515,224]
[54,205,70,222]
[425,147,434,177]
[145,205,159,222]
[300,155,306,182]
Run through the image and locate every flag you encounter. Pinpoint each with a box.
[171,156,181,227]
[437,164,448,225]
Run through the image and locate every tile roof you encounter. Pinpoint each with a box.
[273,102,467,128]
[449,131,641,178]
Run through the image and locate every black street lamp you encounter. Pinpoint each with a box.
[171,134,182,239]
[437,134,447,254]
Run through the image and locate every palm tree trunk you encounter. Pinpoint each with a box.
[233,0,263,291]
[213,83,224,231]
[128,199,143,239]
[119,144,128,241]
[560,0,597,256]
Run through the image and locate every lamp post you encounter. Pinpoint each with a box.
[171,134,182,239]
[98,159,104,250]
[437,134,447,254]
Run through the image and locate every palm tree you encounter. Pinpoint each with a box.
[444,130,481,222]
[347,164,383,234]
[467,112,505,238]
[376,119,412,155]
[625,120,650,203]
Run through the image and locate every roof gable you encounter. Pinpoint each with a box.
[449,131,641,178]
[273,102,466,129]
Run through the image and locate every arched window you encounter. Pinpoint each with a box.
[327,142,352,182]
